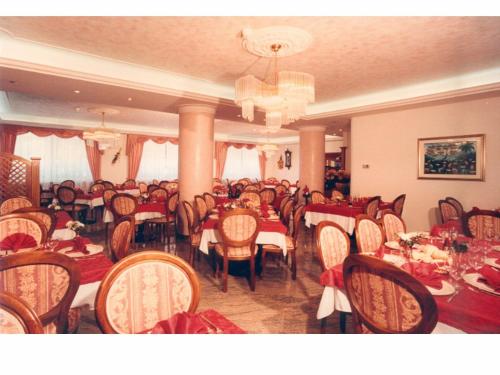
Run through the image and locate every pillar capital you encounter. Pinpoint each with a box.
[178,104,217,115]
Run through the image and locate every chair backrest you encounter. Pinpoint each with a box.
[381,211,406,242]
[290,204,305,244]
[167,192,179,215]
[194,195,208,221]
[240,191,261,207]
[60,180,75,188]
[355,215,385,254]
[150,187,168,201]
[182,201,200,237]
[12,207,56,238]
[89,183,105,194]
[123,179,136,189]
[445,197,464,218]
[218,208,260,258]
[258,181,266,190]
[164,182,178,191]
[259,188,276,205]
[281,179,291,188]
[331,190,344,201]
[243,184,259,192]
[152,179,160,185]
[279,194,291,214]
[0,291,44,334]
[292,187,301,204]
[159,180,169,189]
[237,178,250,186]
[463,209,500,240]
[311,191,325,204]
[343,254,438,333]
[280,199,294,229]
[364,196,381,219]
[57,186,76,205]
[392,194,406,216]
[438,199,459,223]
[95,251,200,334]
[147,184,160,194]
[0,251,80,333]
[203,193,216,211]
[110,216,134,262]
[0,196,33,215]
[315,221,350,270]
[102,180,115,190]
[0,213,47,248]
[110,193,138,220]
[138,182,148,194]
[102,189,117,206]
[274,184,288,195]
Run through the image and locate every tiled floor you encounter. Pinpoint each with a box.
[78,221,352,334]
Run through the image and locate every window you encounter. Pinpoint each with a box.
[223,146,260,180]
[137,140,178,182]
[14,132,93,185]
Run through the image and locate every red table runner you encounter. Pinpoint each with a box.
[136,202,166,214]
[214,197,232,205]
[202,218,287,234]
[305,203,363,218]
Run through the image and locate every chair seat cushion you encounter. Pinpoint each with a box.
[215,243,255,258]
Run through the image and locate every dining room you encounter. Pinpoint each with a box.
[1,0,500,372]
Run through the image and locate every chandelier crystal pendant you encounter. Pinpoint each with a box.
[235,27,315,132]
[83,108,121,151]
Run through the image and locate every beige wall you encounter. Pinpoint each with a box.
[101,134,128,183]
[351,95,500,231]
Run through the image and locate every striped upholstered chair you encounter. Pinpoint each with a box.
[381,211,406,242]
[438,199,460,224]
[311,191,326,204]
[12,207,56,239]
[355,215,385,254]
[0,214,47,253]
[95,251,200,334]
[259,188,276,205]
[240,191,261,207]
[0,196,33,215]
[0,291,44,334]
[463,210,500,241]
[364,196,381,219]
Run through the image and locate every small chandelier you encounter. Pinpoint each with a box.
[83,108,121,151]
[256,130,279,157]
[235,27,315,132]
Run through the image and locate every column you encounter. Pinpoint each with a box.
[299,126,326,196]
[342,127,351,173]
[178,104,216,235]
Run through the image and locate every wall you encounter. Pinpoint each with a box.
[100,134,128,183]
[265,139,343,182]
[351,95,500,231]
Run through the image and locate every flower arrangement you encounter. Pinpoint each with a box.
[48,200,62,211]
[66,220,85,234]
[302,185,310,198]
[397,232,425,249]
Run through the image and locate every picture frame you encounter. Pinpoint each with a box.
[284,149,292,169]
[417,134,485,181]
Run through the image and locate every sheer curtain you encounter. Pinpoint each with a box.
[14,132,93,186]
[137,140,179,182]
[222,146,260,180]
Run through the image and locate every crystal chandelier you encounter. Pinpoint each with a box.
[256,130,279,157]
[235,40,315,132]
[83,109,121,151]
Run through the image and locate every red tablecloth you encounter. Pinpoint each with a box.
[305,203,363,218]
[76,254,113,285]
[137,202,166,215]
[54,210,73,229]
[430,220,464,236]
[202,218,287,234]
[214,197,232,205]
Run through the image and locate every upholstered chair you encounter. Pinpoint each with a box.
[0,213,47,251]
[355,215,385,254]
[364,196,381,219]
[95,251,200,334]
[123,179,136,189]
[438,199,460,224]
[463,210,500,241]
[0,196,33,215]
[311,191,326,204]
[88,182,105,194]
[281,179,291,189]
[60,180,76,188]
[445,197,464,219]
[109,217,133,262]
[138,182,148,194]
[203,193,216,212]
[381,211,406,242]
[240,191,261,207]
[182,201,203,267]
[13,207,56,239]
[0,291,44,334]
[214,209,260,292]
[392,194,406,216]
[194,195,209,222]
[343,254,438,333]
[274,184,288,195]
[259,188,276,205]
[57,186,88,220]
[147,184,160,194]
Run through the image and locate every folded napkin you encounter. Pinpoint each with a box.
[0,233,37,252]
[478,265,500,291]
[77,254,113,284]
[57,236,91,254]
[402,262,442,289]
[150,312,209,334]
[319,264,344,288]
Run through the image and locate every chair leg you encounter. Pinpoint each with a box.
[189,245,195,267]
[320,318,327,334]
[222,257,229,293]
[290,250,297,280]
[260,250,267,278]
[339,312,347,334]
[249,258,256,291]
[104,223,109,249]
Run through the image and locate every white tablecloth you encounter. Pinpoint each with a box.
[71,281,100,309]
[199,227,288,255]
[103,209,165,223]
[304,211,356,235]
[75,197,104,209]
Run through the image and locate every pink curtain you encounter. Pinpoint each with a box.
[0,125,18,154]
[85,141,102,180]
[258,153,267,181]
[214,142,229,180]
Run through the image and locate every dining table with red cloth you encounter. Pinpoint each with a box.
[273,193,290,211]
[50,210,76,241]
[146,309,246,334]
[316,241,500,333]
[430,219,464,236]
[214,196,233,206]
[103,201,167,223]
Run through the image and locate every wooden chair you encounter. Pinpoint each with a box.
[240,191,261,207]
[152,179,160,185]
[0,196,33,215]
[281,179,291,189]
[194,195,209,222]
[392,194,406,216]
[147,184,160,194]
[94,251,200,334]
[214,209,260,292]
[110,193,140,248]
[331,190,344,201]
[355,215,385,254]
[364,196,381,219]
[102,189,117,247]
[183,201,203,267]
[243,184,260,192]
[88,182,105,194]
[278,194,291,216]
[0,251,81,333]
[150,187,168,201]
[0,213,47,250]
[381,211,406,242]
[259,188,276,205]
[138,181,148,194]
[279,199,294,230]
[60,180,75,189]
[261,204,304,280]
[445,197,464,219]
[203,192,216,212]
[147,191,177,248]
[292,187,301,205]
[274,184,288,195]
[463,209,500,241]
[343,254,438,333]
[101,181,115,190]
[109,217,134,262]
[56,186,88,220]
[165,192,179,245]
[164,182,178,192]
[12,207,56,239]
[123,179,136,189]
[0,291,44,334]
[311,190,326,204]
[315,221,351,333]
[237,178,250,186]
[438,199,460,224]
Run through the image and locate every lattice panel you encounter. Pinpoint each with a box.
[0,155,29,201]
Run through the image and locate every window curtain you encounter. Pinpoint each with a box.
[0,125,18,154]
[126,134,179,180]
[85,141,101,180]
[214,141,229,180]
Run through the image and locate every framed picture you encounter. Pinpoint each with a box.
[417,134,485,181]
[284,149,292,169]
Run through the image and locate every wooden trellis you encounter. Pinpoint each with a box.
[0,152,40,207]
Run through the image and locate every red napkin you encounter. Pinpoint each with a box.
[260,203,270,218]
[150,312,209,334]
[0,233,37,251]
[64,236,90,255]
[478,266,500,291]
[319,264,344,288]
[402,262,443,289]
[77,254,113,284]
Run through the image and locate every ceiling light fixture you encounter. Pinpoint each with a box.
[256,130,279,157]
[73,90,80,94]
[235,27,315,132]
[83,108,121,151]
